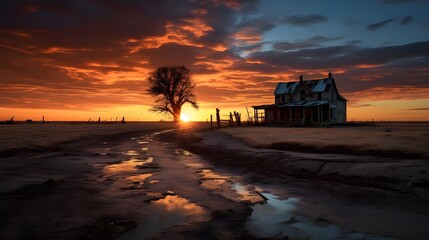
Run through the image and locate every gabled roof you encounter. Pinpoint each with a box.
[274,78,334,95]
[274,75,348,101]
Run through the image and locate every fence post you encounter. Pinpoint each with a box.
[210,114,213,130]
[216,108,220,128]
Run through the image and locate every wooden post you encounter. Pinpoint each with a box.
[237,112,241,126]
[234,111,239,126]
[98,117,101,124]
[42,116,45,124]
[316,106,319,123]
[216,108,220,128]
[87,118,91,124]
[122,116,125,124]
[302,108,305,125]
[254,109,258,124]
[229,112,234,126]
[210,115,213,130]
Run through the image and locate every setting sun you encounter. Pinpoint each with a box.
[180,114,190,122]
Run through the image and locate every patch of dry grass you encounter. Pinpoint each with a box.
[221,123,429,158]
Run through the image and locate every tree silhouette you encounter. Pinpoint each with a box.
[148,65,198,122]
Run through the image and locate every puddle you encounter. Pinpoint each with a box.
[103,156,156,175]
[246,193,299,238]
[232,183,264,203]
[141,147,149,151]
[199,169,230,179]
[137,141,149,144]
[175,149,192,156]
[123,150,139,156]
[136,157,158,169]
[126,173,153,184]
[198,169,263,203]
[149,180,159,184]
[119,195,209,240]
[103,159,142,174]
[200,179,227,189]
[246,193,395,240]
[185,162,206,168]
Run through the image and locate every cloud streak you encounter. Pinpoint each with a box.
[281,14,327,27]
[366,18,395,31]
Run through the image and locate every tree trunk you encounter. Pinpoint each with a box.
[173,108,181,122]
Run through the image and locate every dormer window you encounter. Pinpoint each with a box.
[281,95,286,103]
[300,90,305,101]
[318,93,322,100]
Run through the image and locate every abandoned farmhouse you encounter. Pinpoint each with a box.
[253,72,347,125]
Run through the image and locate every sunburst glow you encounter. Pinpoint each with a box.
[180,114,190,122]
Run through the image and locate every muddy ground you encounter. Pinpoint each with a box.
[1,124,428,240]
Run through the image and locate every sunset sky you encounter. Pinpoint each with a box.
[1,0,428,121]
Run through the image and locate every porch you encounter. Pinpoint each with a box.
[253,101,330,125]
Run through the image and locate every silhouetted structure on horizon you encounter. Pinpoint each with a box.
[253,72,347,125]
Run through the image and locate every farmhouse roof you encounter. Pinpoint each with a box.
[274,73,347,101]
[274,77,334,95]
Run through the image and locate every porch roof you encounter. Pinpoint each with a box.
[280,100,329,108]
[252,101,328,109]
[252,104,277,109]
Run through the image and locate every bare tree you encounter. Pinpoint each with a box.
[148,65,198,122]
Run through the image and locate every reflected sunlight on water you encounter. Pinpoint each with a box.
[246,193,394,240]
[174,149,193,156]
[123,150,139,156]
[103,159,142,174]
[126,173,153,183]
[154,195,207,215]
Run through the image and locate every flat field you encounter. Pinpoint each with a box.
[220,123,429,158]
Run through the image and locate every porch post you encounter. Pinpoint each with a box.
[302,108,305,124]
[321,106,324,123]
[317,106,320,123]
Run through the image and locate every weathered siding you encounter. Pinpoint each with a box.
[337,100,347,123]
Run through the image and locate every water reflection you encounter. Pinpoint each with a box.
[199,169,230,179]
[200,179,227,189]
[175,149,192,156]
[123,150,139,156]
[246,193,394,240]
[232,183,264,203]
[126,173,153,184]
[246,193,298,238]
[119,195,209,240]
[199,169,263,203]
[103,159,142,174]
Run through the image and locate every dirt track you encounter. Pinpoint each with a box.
[1,124,429,239]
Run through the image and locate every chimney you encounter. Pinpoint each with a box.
[299,75,303,82]
[328,72,332,78]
